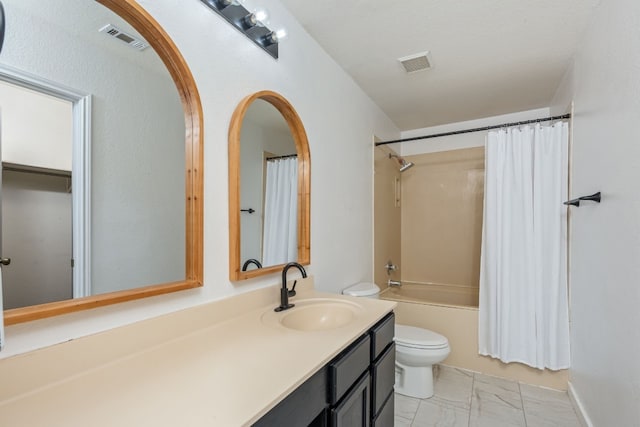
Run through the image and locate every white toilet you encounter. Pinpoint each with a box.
[342,282,450,399]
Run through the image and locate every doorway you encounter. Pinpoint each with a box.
[0,74,82,309]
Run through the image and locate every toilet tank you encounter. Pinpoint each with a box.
[342,282,380,299]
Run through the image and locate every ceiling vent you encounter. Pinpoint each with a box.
[99,24,149,51]
[398,51,434,73]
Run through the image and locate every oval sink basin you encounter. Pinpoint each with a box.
[263,298,364,331]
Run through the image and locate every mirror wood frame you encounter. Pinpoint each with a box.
[3,0,204,325]
[229,91,310,281]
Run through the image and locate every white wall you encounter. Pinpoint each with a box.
[551,0,640,425]
[0,0,186,295]
[0,0,399,357]
[397,108,550,156]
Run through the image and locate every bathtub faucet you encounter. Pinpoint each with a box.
[388,279,402,287]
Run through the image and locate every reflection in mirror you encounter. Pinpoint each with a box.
[240,100,297,270]
[1,0,203,324]
[229,91,310,281]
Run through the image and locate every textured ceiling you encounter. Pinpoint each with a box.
[279,0,600,130]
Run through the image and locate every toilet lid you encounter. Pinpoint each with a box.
[395,325,449,349]
[342,282,380,297]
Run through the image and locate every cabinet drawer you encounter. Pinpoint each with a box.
[370,312,395,361]
[372,390,394,427]
[371,342,395,417]
[328,334,371,405]
[330,372,370,427]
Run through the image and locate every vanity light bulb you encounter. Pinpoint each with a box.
[253,8,269,27]
[274,28,287,42]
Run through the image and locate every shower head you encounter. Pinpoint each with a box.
[399,160,414,172]
[389,153,414,172]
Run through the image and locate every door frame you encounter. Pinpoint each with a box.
[0,65,91,298]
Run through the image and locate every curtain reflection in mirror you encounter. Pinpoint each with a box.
[262,156,297,266]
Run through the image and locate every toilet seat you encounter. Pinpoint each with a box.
[395,325,449,350]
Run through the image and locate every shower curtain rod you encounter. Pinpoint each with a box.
[265,153,297,161]
[375,113,571,146]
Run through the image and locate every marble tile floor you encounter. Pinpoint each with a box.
[394,366,581,427]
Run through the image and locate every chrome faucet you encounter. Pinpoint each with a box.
[275,262,307,312]
[388,279,402,287]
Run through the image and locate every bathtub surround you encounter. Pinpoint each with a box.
[373,146,402,290]
[400,147,484,293]
[479,123,570,370]
[382,284,478,310]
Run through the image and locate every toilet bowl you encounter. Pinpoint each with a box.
[342,282,451,399]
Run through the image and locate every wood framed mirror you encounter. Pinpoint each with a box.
[229,91,310,281]
[2,0,203,325]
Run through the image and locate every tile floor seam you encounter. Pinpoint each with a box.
[467,372,475,427]
[518,381,528,427]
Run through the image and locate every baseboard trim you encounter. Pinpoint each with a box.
[568,381,593,427]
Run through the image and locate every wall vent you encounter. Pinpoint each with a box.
[398,51,434,73]
[99,24,149,51]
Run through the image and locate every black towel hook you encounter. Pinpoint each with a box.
[563,192,601,207]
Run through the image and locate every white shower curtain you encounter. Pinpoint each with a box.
[262,157,298,266]
[478,122,570,370]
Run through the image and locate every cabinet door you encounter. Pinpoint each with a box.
[330,373,370,427]
[372,391,394,427]
[371,342,396,417]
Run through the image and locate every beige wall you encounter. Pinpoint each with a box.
[401,148,484,288]
[394,300,569,390]
[374,146,401,290]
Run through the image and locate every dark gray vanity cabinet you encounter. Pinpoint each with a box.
[253,367,328,427]
[253,312,395,427]
[330,372,371,426]
[369,313,395,427]
[328,334,372,426]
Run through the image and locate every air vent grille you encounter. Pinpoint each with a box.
[99,24,149,51]
[398,51,433,73]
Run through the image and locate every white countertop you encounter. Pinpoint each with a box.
[0,281,395,426]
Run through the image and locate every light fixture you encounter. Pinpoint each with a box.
[262,28,287,46]
[243,8,269,28]
[200,0,284,59]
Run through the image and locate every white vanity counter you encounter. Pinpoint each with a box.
[0,279,395,426]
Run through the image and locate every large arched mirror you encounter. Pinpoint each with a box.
[0,0,203,325]
[229,91,310,281]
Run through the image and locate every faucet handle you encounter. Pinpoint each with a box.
[385,261,398,275]
[288,280,297,297]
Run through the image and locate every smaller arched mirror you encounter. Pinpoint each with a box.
[229,91,310,281]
